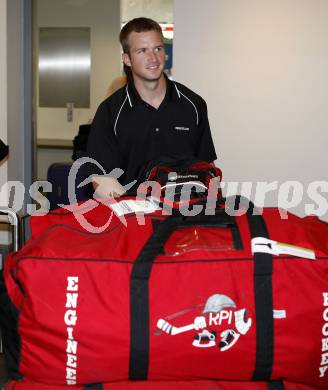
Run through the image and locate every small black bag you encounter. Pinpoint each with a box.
[0,139,9,162]
[72,124,91,161]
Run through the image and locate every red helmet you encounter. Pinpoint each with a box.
[139,158,222,202]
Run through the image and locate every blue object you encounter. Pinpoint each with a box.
[164,42,173,70]
[47,163,93,210]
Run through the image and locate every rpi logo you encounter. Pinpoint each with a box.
[156,294,252,350]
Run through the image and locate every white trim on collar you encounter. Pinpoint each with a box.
[126,85,133,107]
[114,96,128,136]
[174,83,181,98]
[173,83,199,126]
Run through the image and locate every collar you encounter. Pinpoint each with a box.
[125,74,181,108]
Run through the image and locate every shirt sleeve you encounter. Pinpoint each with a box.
[85,101,122,176]
[195,98,217,163]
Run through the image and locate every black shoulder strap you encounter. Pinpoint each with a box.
[129,215,184,379]
[247,211,274,380]
[225,196,274,380]
[268,381,285,390]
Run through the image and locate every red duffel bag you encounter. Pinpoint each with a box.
[1,196,328,388]
[3,378,321,390]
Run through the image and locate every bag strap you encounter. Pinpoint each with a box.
[267,381,286,390]
[247,210,274,380]
[129,196,273,381]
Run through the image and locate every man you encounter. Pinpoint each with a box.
[87,17,217,198]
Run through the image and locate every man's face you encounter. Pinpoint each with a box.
[122,30,165,83]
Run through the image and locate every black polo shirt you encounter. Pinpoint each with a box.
[86,76,217,186]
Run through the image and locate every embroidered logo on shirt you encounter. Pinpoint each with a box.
[174,126,190,131]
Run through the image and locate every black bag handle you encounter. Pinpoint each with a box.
[129,196,273,381]
[268,381,286,390]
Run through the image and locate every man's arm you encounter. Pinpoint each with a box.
[196,98,217,163]
[86,101,125,198]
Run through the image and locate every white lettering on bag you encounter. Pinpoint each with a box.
[322,338,328,352]
[67,354,78,368]
[67,327,74,340]
[67,276,79,291]
[64,276,79,384]
[208,310,233,326]
[64,310,77,326]
[320,293,328,378]
[66,293,78,308]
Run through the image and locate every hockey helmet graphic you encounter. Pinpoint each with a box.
[203,294,236,314]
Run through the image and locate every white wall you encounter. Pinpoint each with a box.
[1,0,32,214]
[174,0,328,219]
[0,0,8,207]
[36,0,121,141]
[7,0,33,209]
[0,0,10,244]
[121,0,173,23]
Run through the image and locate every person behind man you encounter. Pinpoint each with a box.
[87,17,217,198]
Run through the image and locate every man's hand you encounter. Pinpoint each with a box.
[92,176,126,199]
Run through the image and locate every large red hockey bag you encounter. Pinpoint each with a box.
[1,196,328,388]
[3,378,321,390]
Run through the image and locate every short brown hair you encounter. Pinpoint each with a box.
[119,17,163,54]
